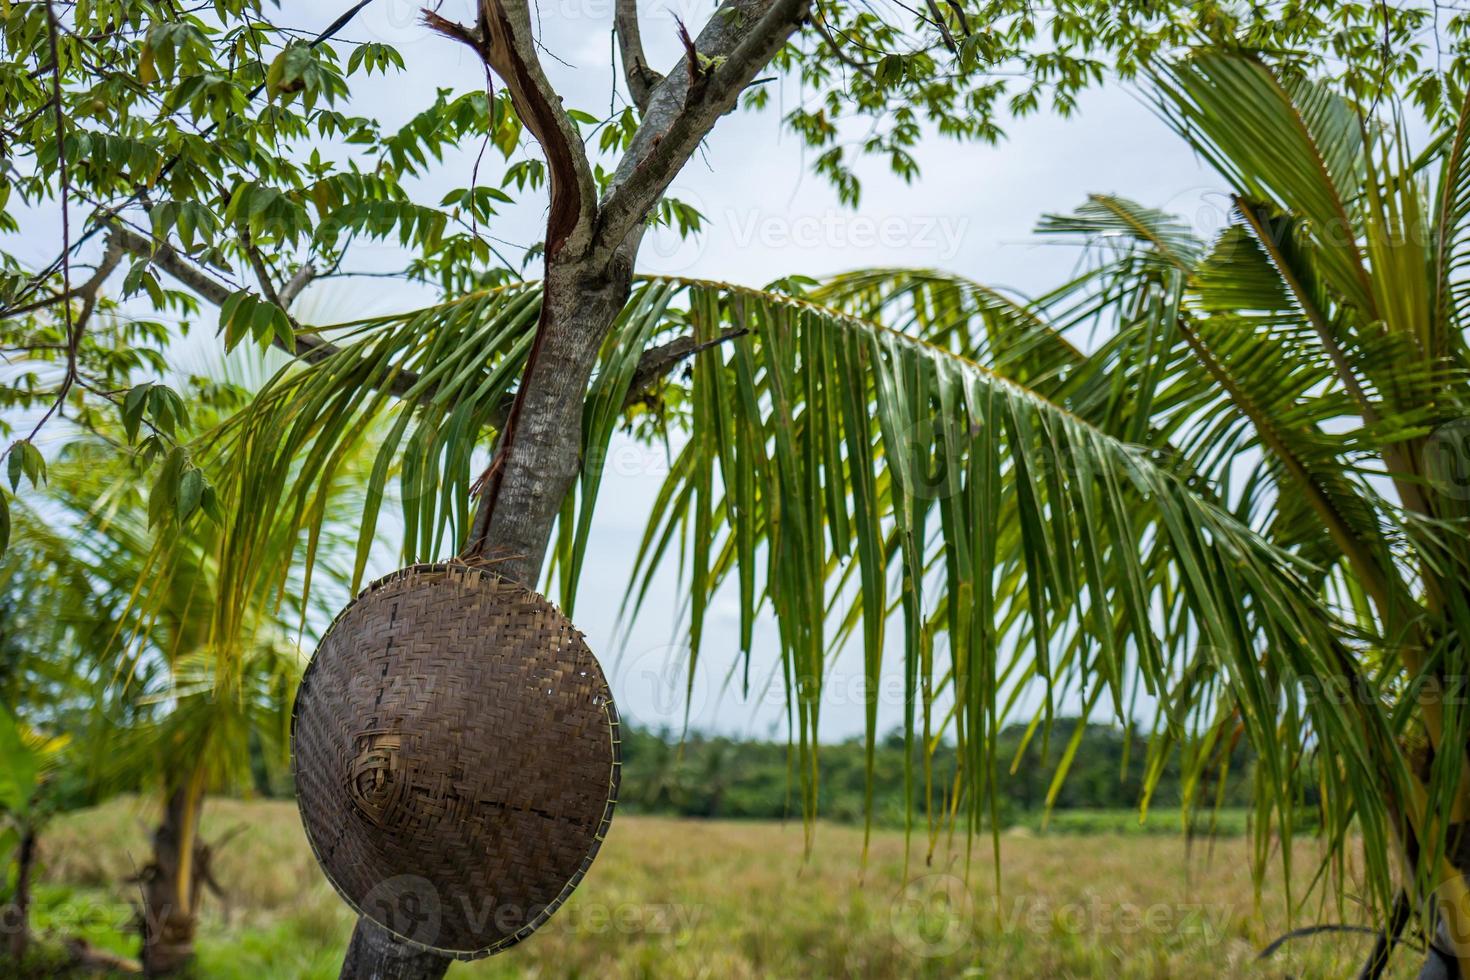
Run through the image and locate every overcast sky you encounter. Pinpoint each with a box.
[19,2,1237,739]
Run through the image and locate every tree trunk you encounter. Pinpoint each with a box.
[140,784,204,977]
[341,918,452,980]
[338,259,634,980]
[2,826,36,963]
[463,261,634,579]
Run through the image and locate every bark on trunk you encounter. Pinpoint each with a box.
[341,918,452,980]
[2,827,36,963]
[140,786,204,977]
[464,262,634,579]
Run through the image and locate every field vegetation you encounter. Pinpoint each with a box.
[12,799,1401,979]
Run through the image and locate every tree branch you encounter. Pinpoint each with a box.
[72,234,125,329]
[109,227,423,397]
[242,237,284,307]
[614,0,664,112]
[922,0,959,53]
[596,0,811,253]
[425,1,599,260]
[622,327,746,407]
[279,262,318,307]
[0,235,124,323]
[811,7,877,76]
[112,226,233,306]
[245,242,319,311]
[0,0,384,320]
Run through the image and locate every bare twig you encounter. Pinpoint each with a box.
[614,0,664,111]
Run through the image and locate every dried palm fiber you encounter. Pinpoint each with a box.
[292,562,619,958]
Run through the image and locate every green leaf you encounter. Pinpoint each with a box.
[19,440,44,487]
[219,291,254,352]
[272,307,295,351]
[177,467,203,521]
[199,484,223,525]
[123,382,154,442]
[137,44,157,85]
[149,446,186,528]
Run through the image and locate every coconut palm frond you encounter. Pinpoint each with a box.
[204,286,545,610]
[571,278,1400,896]
[1150,53,1373,318]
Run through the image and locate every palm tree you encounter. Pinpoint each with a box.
[811,55,1470,973]
[217,52,1470,978]
[0,497,154,966]
[11,353,383,975]
[12,434,293,974]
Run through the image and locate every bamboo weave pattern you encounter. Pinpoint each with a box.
[293,563,620,958]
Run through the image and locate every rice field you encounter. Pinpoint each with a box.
[14,797,1415,978]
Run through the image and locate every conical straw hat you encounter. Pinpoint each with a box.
[292,563,619,958]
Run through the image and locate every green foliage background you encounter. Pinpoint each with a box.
[615,721,1262,829]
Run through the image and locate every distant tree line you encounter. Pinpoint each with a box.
[613,719,1262,828]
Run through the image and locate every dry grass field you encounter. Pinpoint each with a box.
[14,797,1415,978]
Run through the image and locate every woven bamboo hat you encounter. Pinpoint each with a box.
[292,563,620,959]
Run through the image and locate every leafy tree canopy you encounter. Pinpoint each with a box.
[0,0,1460,541]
